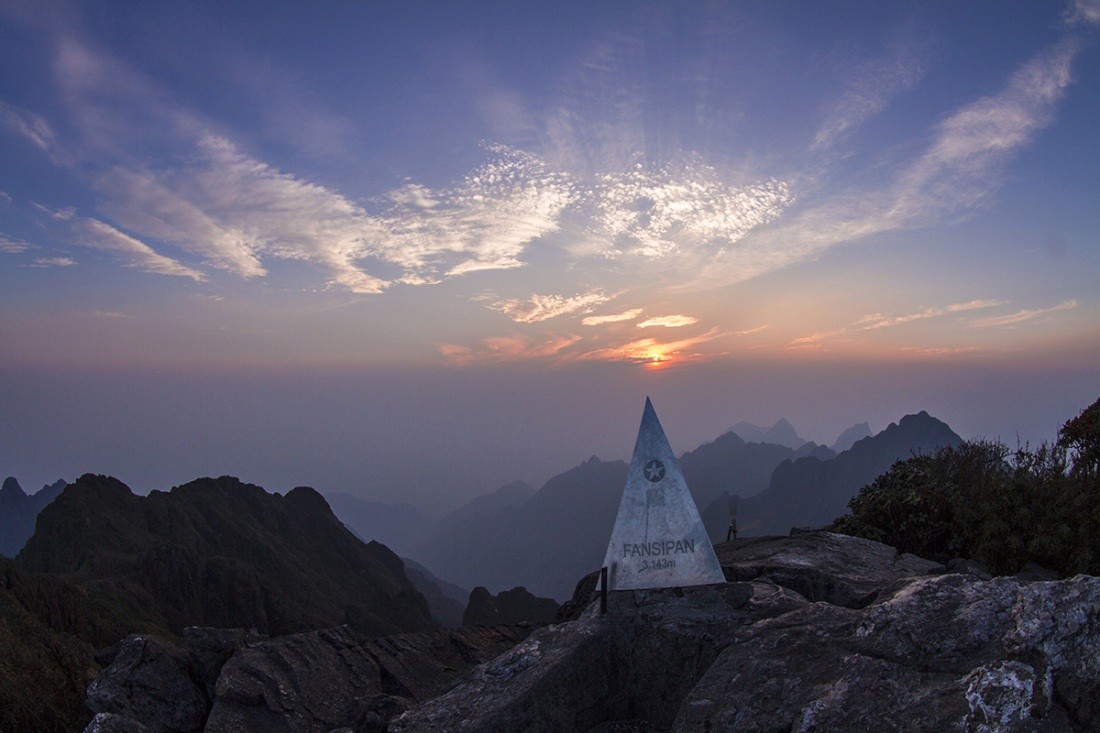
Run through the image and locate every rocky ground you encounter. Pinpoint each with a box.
[84,532,1100,732]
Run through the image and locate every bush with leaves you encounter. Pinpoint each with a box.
[833,398,1100,577]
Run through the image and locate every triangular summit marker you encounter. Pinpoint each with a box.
[602,397,726,590]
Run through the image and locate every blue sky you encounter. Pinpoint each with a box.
[2,1,1098,506]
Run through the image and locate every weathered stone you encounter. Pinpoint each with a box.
[83,713,152,733]
[677,574,1100,732]
[182,626,259,700]
[86,634,208,733]
[715,531,945,607]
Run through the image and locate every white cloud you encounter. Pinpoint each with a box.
[94,139,576,293]
[487,290,611,323]
[735,324,770,336]
[369,144,577,284]
[30,256,76,267]
[75,218,205,280]
[637,315,699,328]
[582,309,643,326]
[587,160,792,259]
[969,300,1078,328]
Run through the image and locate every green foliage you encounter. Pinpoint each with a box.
[833,398,1100,577]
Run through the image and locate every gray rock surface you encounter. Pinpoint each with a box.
[83,713,152,733]
[392,533,1100,733]
[206,623,533,732]
[716,531,945,607]
[86,634,208,733]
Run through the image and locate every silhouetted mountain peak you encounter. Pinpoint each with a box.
[1,476,26,500]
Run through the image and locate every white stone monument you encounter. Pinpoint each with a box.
[601,397,726,590]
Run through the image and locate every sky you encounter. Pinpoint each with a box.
[2,1,1099,513]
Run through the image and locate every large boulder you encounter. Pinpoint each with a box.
[86,635,208,733]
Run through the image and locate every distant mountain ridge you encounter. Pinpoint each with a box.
[401,412,951,600]
[738,411,963,535]
[0,476,66,557]
[729,418,805,449]
[18,474,436,638]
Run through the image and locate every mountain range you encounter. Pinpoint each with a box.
[17,474,435,638]
[389,412,959,600]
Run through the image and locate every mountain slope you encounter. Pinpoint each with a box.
[739,412,962,535]
[17,474,435,638]
[0,477,66,557]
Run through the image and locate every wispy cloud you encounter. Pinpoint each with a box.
[746,38,1080,262]
[969,300,1078,328]
[735,324,770,336]
[813,45,926,152]
[0,234,33,253]
[440,334,582,365]
[637,315,698,328]
[76,218,205,281]
[581,308,643,326]
[787,329,846,349]
[0,102,58,154]
[487,290,611,323]
[856,299,1006,330]
[30,256,76,267]
[1067,0,1100,25]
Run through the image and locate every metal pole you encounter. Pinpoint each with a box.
[600,566,608,614]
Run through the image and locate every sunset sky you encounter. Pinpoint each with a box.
[2,1,1098,510]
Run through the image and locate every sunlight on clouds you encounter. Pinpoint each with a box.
[77,218,204,280]
[487,290,611,323]
[582,309,643,326]
[581,328,723,365]
[735,324,770,336]
[372,144,577,283]
[588,160,792,259]
[636,315,698,328]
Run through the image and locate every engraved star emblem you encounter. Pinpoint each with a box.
[644,459,666,483]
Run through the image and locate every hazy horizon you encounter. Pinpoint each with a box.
[2,2,1098,515]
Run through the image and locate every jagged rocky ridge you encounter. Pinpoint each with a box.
[86,532,1100,732]
[0,476,66,556]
